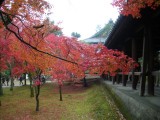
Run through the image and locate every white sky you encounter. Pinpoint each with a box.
[48,0,119,39]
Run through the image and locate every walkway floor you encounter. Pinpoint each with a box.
[2,79,52,88]
[103,80,160,120]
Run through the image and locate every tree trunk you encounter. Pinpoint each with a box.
[24,73,27,85]
[0,72,3,106]
[59,85,62,101]
[30,86,34,97]
[34,69,42,111]
[10,77,14,91]
[0,73,3,96]
[28,73,34,97]
[83,77,88,87]
[112,76,116,84]
[35,85,40,111]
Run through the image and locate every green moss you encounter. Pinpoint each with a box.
[63,83,121,120]
[102,82,133,120]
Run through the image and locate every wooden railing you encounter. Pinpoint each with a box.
[117,72,142,76]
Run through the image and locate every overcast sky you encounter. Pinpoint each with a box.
[48,0,119,39]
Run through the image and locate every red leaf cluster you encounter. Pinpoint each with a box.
[112,0,160,18]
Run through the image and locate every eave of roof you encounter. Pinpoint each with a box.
[83,37,106,43]
[104,15,140,48]
[104,7,160,49]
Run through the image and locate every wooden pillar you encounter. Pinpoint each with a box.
[147,25,154,96]
[131,38,138,90]
[122,40,128,87]
[122,74,127,86]
[139,25,149,96]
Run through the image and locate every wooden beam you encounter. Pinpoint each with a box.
[118,72,141,75]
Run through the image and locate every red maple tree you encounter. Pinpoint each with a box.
[112,0,160,18]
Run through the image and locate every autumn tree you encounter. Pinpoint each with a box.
[112,0,160,18]
[0,37,10,95]
[8,23,59,111]
[0,27,23,105]
[48,20,63,36]
[0,0,76,66]
[46,33,138,91]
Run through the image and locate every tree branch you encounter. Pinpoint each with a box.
[0,11,78,65]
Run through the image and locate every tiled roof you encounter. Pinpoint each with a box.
[83,37,106,44]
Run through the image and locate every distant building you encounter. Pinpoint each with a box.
[82,19,114,44]
[82,37,106,44]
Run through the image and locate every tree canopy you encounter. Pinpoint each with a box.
[0,0,138,83]
[112,0,160,18]
[71,32,81,38]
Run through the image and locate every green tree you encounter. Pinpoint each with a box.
[71,32,81,38]
[49,21,63,36]
[92,19,114,38]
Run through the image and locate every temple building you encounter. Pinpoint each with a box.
[104,7,160,96]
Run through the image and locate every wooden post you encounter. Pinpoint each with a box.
[131,38,139,90]
[139,25,149,96]
[147,25,154,96]
[122,74,127,86]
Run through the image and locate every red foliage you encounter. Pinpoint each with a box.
[45,34,138,82]
[34,79,41,86]
[112,0,160,18]
[0,35,13,72]
[0,0,138,84]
